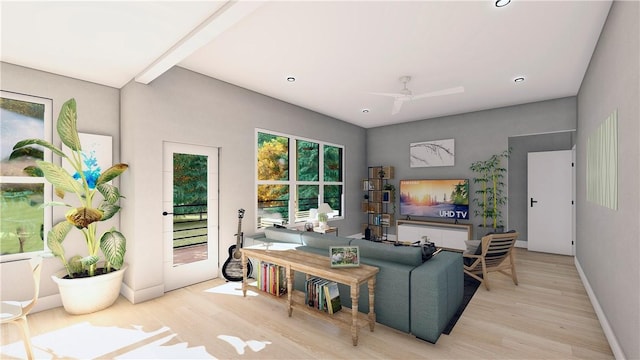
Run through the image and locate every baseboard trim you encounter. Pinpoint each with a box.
[575,257,625,360]
[515,240,528,248]
[121,282,164,304]
[32,293,61,313]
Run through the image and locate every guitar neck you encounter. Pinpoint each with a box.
[236,218,243,247]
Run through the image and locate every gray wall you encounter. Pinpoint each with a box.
[367,97,577,237]
[0,62,121,309]
[119,66,366,302]
[575,1,639,358]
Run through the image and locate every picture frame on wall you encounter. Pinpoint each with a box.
[329,246,360,268]
[409,138,455,167]
[62,133,113,187]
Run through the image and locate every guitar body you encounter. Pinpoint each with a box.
[221,244,252,282]
[222,209,252,281]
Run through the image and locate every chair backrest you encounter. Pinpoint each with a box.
[480,232,519,268]
[21,256,43,314]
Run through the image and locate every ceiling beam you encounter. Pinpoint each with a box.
[135,0,265,85]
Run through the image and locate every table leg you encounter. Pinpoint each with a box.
[368,277,376,332]
[286,265,293,317]
[350,282,359,346]
[241,252,247,297]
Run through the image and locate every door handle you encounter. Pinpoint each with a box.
[530,198,538,207]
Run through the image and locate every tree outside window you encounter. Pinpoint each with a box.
[256,131,343,229]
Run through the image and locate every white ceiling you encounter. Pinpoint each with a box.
[1,1,612,128]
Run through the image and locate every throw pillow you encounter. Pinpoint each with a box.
[464,240,481,255]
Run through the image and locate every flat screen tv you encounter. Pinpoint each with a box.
[399,179,470,220]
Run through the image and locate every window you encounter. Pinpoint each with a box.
[0,91,52,259]
[256,130,344,229]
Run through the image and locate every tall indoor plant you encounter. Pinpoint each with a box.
[469,148,511,235]
[12,98,128,314]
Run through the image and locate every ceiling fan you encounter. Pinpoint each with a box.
[371,76,464,115]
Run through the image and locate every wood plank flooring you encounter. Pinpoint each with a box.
[1,248,613,359]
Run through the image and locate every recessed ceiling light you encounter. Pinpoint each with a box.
[362,109,370,113]
[495,0,511,7]
[514,76,525,83]
[286,76,296,82]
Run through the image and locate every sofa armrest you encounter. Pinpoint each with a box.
[410,251,463,343]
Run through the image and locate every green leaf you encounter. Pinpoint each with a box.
[68,256,83,276]
[23,166,43,177]
[9,147,44,161]
[98,203,121,221]
[96,163,128,186]
[57,98,82,151]
[36,160,83,194]
[97,183,123,204]
[80,255,100,267]
[100,229,126,269]
[11,138,67,158]
[47,221,73,259]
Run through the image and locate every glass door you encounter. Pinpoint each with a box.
[163,142,218,291]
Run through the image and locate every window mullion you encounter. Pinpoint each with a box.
[290,138,297,225]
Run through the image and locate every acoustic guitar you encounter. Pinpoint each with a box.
[222,208,252,281]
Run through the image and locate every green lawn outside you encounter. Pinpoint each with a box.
[1,194,44,254]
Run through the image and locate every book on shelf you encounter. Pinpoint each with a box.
[323,281,342,314]
[304,277,341,314]
[256,261,287,297]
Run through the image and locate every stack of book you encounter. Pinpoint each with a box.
[304,277,342,314]
[256,261,287,297]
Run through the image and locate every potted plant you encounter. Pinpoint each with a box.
[469,148,511,237]
[11,98,128,314]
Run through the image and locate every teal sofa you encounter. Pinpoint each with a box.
[246,227,463,343]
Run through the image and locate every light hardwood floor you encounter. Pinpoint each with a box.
[1,248,613,359]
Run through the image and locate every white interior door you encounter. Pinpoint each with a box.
[527,150,574,255]
[163,142,219,292]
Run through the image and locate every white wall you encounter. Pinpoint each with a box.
[575,1,639,358]
[119,66,366,302]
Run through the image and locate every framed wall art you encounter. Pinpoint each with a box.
[63,133,113,187]
[409,138,455,167]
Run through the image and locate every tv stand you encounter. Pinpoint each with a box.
[396,219,472,251]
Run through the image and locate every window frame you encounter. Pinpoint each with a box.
[0,91,53,261]
[255,128,345,230]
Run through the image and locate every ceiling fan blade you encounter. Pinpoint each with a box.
[391,98,405,115]
[369,91,404,98]
[411,86,465,100]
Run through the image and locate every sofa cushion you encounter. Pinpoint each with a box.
[300,232,351,249]
[350,239,423,267]
[264,227,303,244]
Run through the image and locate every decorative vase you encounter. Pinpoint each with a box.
[51,264,127,315]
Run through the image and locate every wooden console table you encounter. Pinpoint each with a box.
[240,247,379,346]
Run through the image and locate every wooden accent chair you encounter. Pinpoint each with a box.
[1,257,42,360]
[463,232,519,291]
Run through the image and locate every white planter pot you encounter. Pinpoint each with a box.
[51,264,127,315]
